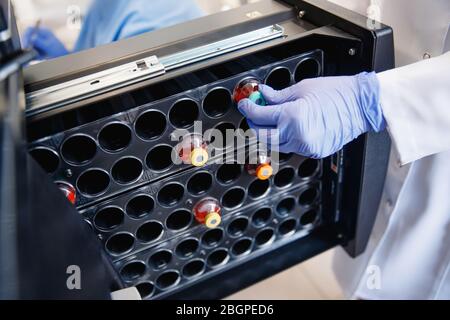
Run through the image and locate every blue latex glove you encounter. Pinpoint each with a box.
[23,27,68,60]
[238,72,385,158]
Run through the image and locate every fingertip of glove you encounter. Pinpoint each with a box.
[237,99,249,116]
[258,84,270,91]
[258,84,274,97]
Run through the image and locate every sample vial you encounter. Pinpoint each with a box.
[56,181,76,205]
[175,133,209,167]
[233,77,267,106]
[193,197,222,229]
[245,150,273,180]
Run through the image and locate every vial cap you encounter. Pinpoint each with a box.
[256,164,273,180]
[190,148,209,167]
[248,91,267,106]
[205,212,221,228]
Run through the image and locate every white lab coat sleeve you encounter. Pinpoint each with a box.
[378,52,450,165]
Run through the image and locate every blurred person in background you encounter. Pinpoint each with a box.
[22,0,203,60]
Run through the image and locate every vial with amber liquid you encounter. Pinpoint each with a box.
[233,77,267,106]
[193,197,222,229]
[175,133,209,167]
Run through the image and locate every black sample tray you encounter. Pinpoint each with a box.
[28,50,324,208]
[79,155,323,261]
[111,183,322,300]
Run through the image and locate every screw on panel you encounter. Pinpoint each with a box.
[170,133,178,140]
[298,10,306,19]
[65,169,73,177]
[348,48,357,56]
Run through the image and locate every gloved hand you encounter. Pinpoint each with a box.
[23,27,68,60]
[238,72,385,158]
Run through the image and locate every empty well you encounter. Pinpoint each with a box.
[120,261,146,281]
[149,250,172,270]
[216,163,242,184]
[187,172,213,196]
[29,147,60,173]
[135,110,167,140]
[126,195,154,219]
[274,167,295,188]
[231,238,253,257]
[157,183,184,207]
[203,87,232,118]
[221,187,245,209]
[182,259,205,278]
[135,282,155,299]
[238,118,256,139]
[276,197,296,217]
[278,218,297,236]
[175,238,199,258]
[210,122,236,149]
[300,209,318,226]
[105,232,135,255]
[248,179,270,199]
[299,187,319,206]
[111,157,143,184]
[77,169,110,196]
[251,207,272,227]
[255,228,275,247]
[207,248,229,268]
[294,58,321,83]
[169,99,199,128]
[146,145,174,171]
[156,270,180,290]
[201,228,224,248]
[136,221,164,243]
[61,134,97,165]
[265,67,292,90]
[227,217,249,237]
[166,209,192,231]
[98,122,132,152]
[298,159,320,178]
[93,206,124,231]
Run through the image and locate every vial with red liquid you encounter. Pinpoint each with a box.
[56,181,76,205]
[193,197,222,229]
[233,77,267,106]
[245,150,273,181]
[175,133,209,167]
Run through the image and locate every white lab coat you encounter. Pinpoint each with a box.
[329,0,450,299]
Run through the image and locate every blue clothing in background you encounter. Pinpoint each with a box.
[74,0,203,51]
